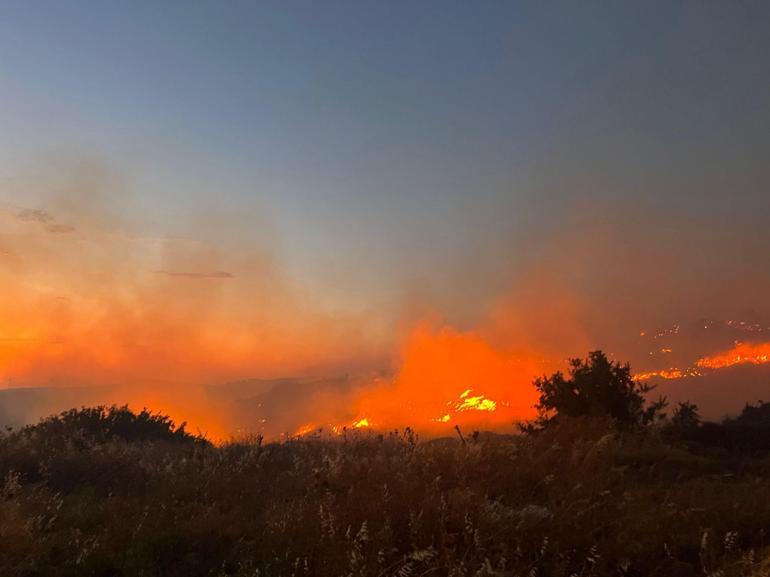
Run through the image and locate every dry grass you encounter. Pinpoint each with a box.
[1,414,770,576]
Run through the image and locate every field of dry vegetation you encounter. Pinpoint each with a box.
[3,402,770,577]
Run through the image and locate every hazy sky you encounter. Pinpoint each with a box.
[1,1,770,352]
[3,1,770,435]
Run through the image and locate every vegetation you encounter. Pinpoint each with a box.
[16,405,202,446]
[2,354,770,576]
[531,351,667,430]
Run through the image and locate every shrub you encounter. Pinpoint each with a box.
[530,350,667,430]
[16,405,205,446]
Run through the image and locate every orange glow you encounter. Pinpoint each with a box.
[293,418,372,437]
[8,199,770,441]
[0,200,605,440]
[292,322,545,436]
[635,368,696,381]
[120,388,233,442]
[634,341,770,383]
[0,205,389,441]
[341,322,545,434]
[454,389,497,412]
[294,423,316,437]
[696,342,770,370]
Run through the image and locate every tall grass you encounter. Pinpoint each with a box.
[2,411,770,576]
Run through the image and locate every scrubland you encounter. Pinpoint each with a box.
[2,405,770,576]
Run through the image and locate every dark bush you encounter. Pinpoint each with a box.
[680,401,770,456]
[16,405,205,446]
[530,350,667,430]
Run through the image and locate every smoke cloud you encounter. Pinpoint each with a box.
[1,159,769,438]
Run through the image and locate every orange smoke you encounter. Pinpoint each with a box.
[342,322,545,433]
[696,342,770,370]
[9,178,770,441]
[0,189,389,439]
[100,384,235,442]
[0,193,577,440]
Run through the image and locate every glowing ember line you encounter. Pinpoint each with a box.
[696,342,770,370]
[635,368,702,380]
[635,340,770,382]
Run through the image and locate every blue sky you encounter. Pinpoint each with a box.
[1,1,770,324]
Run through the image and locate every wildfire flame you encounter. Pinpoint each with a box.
[292,416,371,437]
[288,322,545,437]
[635,340,770,383]
[696,342,770,370]
[261,328,770,439]
[294,423,316,437]
[340,322,543,434]
[635,368,701,381]
[454,389,497,412]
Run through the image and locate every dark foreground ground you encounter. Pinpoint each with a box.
[2,408,770,577]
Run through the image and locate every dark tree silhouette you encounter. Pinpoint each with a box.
[531,350,667,430]
[687,401,770,455]
[730,400,770,427]
[669,401,701,432]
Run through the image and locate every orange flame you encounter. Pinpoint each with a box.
[635,368,699,381]
[634,341,770,383]
[696,342,770,370]
[294,422,317,437]
[342,322,544,433]
[454,389,497,412]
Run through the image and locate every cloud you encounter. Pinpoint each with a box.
[154,270,235,279]
[16,208,53,223]
[15,208,76,233]
[45,224,76,234]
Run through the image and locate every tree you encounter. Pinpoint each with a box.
[669,401,700,432]
[531,350,666,430]
[730,400,770,427]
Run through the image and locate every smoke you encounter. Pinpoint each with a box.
[2,158,769,437]
[329,197,770,432]
[0,159,391,438]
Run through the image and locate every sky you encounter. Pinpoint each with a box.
[1,2,770,434]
